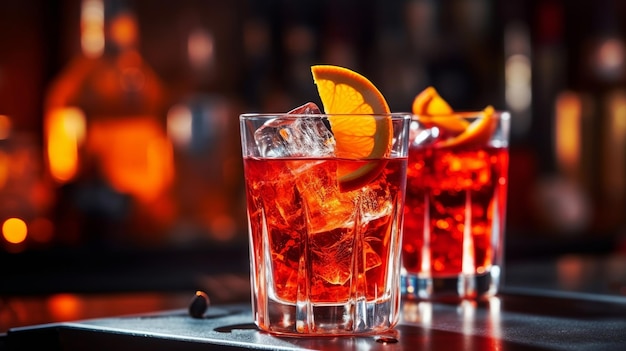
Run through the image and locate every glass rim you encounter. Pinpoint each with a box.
[408,110,511,119]
[240,112,413,120]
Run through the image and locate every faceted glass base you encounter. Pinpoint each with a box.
[254,296,400,336]
[402,266,501,301]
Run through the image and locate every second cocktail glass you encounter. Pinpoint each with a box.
[402,110,510,300]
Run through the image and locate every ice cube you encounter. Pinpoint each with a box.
[410,120,441,147]
[254,102,336,157]
[294,160,356,233]
[287,102,322,115]
[310,228,353,285]
[310,229,383,285]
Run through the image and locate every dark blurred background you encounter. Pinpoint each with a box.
[1,0,626,330]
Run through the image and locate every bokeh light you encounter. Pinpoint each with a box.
[2,217,28,244]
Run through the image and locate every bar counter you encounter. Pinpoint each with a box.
[3,287,626,350]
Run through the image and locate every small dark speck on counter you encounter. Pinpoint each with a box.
[188,291,210,318]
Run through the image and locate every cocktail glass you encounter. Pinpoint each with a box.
[402,111,510,300]
[240,112,410,336]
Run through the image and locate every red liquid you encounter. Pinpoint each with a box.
[244,157,406,303]
[402,146,508,277]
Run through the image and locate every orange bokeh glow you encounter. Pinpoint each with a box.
[555,91,581,177]
[0,114,11,140]
[48,294,82,322]
[87,118,173,202]
[2,217,28,244]
[46,107,86,183]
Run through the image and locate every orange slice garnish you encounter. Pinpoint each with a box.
[311,65,392,191]
[412,86,469,134]
[412,86,454,115]
[437,105,497,148]
[412,87,497,148]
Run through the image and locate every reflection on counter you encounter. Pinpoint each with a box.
[402,296,503,350]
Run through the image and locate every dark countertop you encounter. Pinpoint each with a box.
[3,287,626,351]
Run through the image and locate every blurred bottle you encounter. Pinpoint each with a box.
[0,115,54,253]
[165,14,244,244]
[44,0,174,247]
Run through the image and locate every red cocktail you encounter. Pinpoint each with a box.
[402,105,510,300]
[245,156,407,303]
